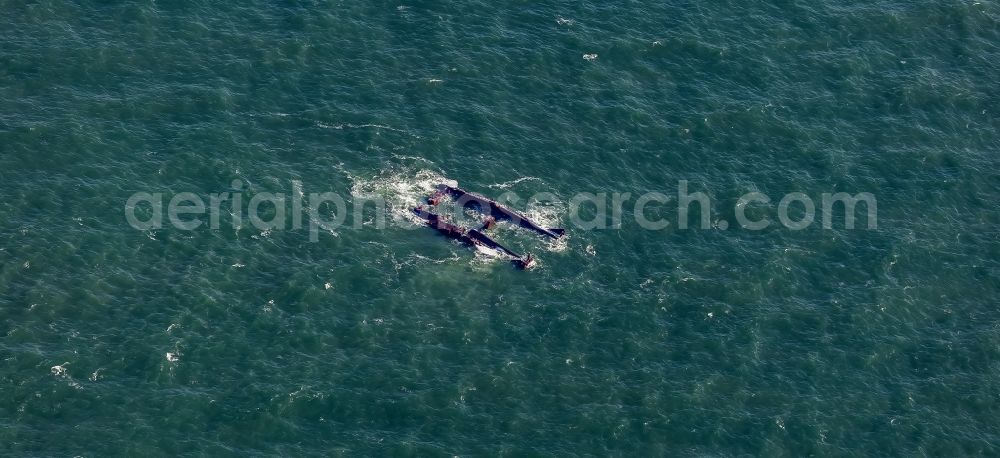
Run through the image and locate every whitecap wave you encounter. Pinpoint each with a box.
[486,176,542,189]
[349,167,456,227]
[315,121,420,138]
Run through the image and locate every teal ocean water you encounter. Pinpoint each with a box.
[2,1,999,455]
